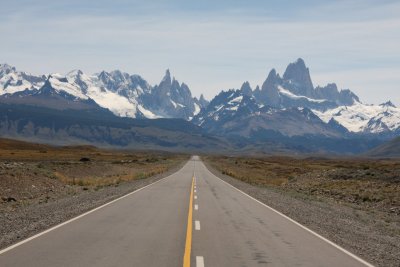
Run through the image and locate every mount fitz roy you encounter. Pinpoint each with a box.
[193,58,400,138]
[0,59,399,154]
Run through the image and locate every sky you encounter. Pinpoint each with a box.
[1,0,399,104]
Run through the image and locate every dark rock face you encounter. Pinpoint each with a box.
[315,83,339,102]
[197,94,209,109]
[240,81,253,96]
[315,83,359,106]
[257,69,282,107]
[144,70,198,119]
[282,58,314,98]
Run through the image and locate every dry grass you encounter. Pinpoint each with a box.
[54,164,173,187]
[206,156,323,186]
[0,138,188,208]
[205,155,400,214]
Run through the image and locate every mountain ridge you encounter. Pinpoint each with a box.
[1,59,399,154]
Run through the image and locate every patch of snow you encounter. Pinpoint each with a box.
[167,98,186,109]
[215,105,224,112]
[228,95,243,104]
[226,105,239,111]
[198,118,205,126]
[170,99,177,108]
[135,86,144,96]
[278,86,326,103]
[137,105,161,119]
[194,103,201,115]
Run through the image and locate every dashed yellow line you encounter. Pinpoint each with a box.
[183,176,195,267]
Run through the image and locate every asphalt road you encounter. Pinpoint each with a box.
[0,156,372,267]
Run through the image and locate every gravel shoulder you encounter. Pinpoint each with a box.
[204,161,400,267]
[0,161,186,250]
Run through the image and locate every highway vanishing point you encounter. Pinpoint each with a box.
[0,156,374,267]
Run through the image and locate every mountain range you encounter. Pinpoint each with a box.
[0,64,208,120]
[0,59,399,154]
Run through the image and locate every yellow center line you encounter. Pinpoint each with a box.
[183,176,195,267]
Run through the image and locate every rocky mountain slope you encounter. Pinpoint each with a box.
[365,136,400,157]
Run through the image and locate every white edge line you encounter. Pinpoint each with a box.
[196,256,204,267]
[0,164,185,255]
[210,170,375,267]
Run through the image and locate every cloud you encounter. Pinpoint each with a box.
[1,1,399,103]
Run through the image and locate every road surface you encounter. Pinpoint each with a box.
[0,156,372,266]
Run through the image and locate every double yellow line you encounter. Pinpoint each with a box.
[183,176,195,267]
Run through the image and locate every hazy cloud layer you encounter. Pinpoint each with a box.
[1,0,399,104]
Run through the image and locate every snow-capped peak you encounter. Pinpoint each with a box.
[46,74,88,99]
[161,69,171,84]
[0,64,45,95]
